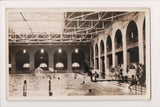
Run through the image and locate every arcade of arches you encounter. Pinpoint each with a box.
[91,14,145,77]
[9,12,146,79]
[9,45,89,73]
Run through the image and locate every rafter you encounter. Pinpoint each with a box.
[67,12,75,19]
[8,11,133,44]
[68,12,98,20]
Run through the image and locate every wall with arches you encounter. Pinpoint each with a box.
[91,12,146,77]
[9,44,90,74]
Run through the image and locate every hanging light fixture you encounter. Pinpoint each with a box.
[23,49,26,54]
[58,48,62,53]
[41,49,44,53]
[75,48,78,53]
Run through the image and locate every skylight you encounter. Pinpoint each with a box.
[8,11,64,35]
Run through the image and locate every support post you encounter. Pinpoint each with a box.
[138,24,144,65]
[122,29,127,76]
[112,37,115,68]
[29,52,35,72]
[49,52,54,72]
[104,38,107,74]
[68,52,72,72]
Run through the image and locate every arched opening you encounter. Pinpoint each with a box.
[107,36,112,52]
[95,43,98,56]
[126,21,138,45]
[100,40,104,54]
[100,40,105,78]
[35,49,48,70]
[126,21,139,65]
[95,43,99,69]
[115,29,123,49]
[15,49,29,71]
[115,29,123,66]
[54,49,67,71]
[72,49,85,72]
[106,36,112,68]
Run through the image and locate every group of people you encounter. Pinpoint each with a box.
[88,70,99,82]
[127,63,146,87]
[111,63,146,88]
[82,62,99,82]
[111,65,124,82]
[82,61,146,88]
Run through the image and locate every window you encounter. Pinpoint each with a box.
[23,63,30,68]
[72,62,80,68]
[56,62,64,68]
[40,63,47,68]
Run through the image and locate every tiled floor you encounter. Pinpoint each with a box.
[9,73,146,97]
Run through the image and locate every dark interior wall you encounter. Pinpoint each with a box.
[15,50,29,71]
[72,50,85,70]
[126,20,138,45]
[35,50,48,70]
[128,47,139,64]
[54,50,68,70]
[9,43,91,73]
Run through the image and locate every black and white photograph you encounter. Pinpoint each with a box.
[6,8,150,100]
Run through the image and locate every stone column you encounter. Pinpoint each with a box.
[112,37,115,67]
[122,29,127,74]
[29,51,35,72]
[67,52,72,72]
[138,24,144,65]
[104,38,107,73]
[48,52,53,71]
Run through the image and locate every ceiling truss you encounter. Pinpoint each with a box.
[8,11,132,44]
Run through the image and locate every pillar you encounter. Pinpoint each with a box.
[67,52,72,72]
[49,52,54,70]
[112,36,115,67]
[29,51,35,72]
[138,24,144,65]
[122,29,127,75]
[104,38,107,73]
